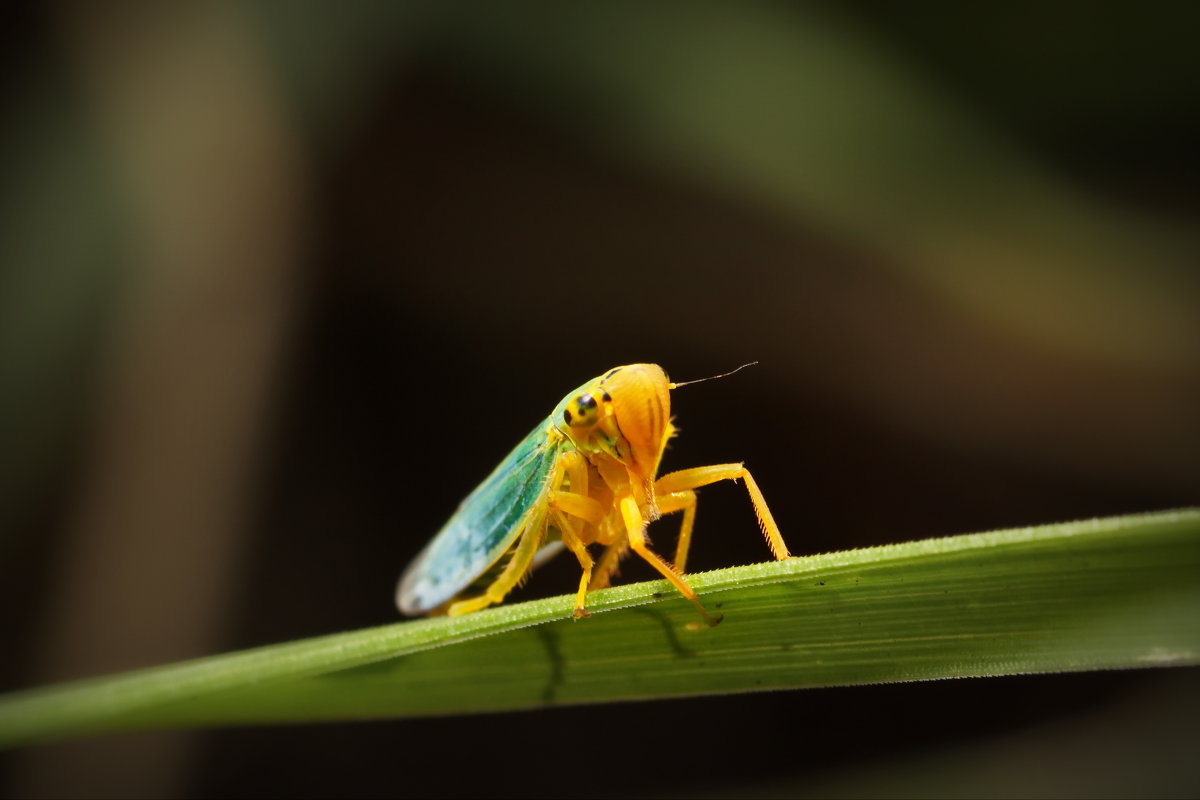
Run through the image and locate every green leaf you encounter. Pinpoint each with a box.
[1,509,1197,748]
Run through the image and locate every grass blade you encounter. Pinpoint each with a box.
[1,509,1197,747]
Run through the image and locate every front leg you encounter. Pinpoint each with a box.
[618,496,721,627]
[550,508,595,618]
[547,450,605,618]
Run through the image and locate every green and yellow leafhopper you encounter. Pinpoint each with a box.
[396,363,790,625]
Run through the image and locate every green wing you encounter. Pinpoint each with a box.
[396,420,560,614]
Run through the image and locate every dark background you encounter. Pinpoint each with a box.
[2,2,1198,797]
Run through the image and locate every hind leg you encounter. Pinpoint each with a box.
[655,463,790,561]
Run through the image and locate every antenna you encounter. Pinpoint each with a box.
[670,361,758,389]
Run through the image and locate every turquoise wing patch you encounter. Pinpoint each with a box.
[396,422,559,614]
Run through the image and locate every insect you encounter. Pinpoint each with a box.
[396,363,790,626]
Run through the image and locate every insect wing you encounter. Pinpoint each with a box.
[396,421,558,614]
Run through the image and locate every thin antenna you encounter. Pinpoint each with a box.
[670,361,759,389]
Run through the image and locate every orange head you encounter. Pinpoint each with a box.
[600,363,672,481]
[555,363,673,484]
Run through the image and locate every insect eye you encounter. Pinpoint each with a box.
[564,393,599,428]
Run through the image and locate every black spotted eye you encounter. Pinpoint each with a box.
[564,393,601,428]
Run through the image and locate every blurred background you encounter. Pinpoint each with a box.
[2,1,1198,797]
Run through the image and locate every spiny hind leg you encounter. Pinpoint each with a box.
[655,463,790,560]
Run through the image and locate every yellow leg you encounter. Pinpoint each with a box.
[620,496,720,627]
[549,450,607,617]
[447,450,589,616]
[447,505,549,615]
[655,463,790,561]
[561,449,589,498]
[656,490,697,572]
[589,538,628,590]
[549,490,604,527]
[552,508,595,618]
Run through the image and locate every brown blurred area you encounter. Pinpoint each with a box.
[1,1,1197,798]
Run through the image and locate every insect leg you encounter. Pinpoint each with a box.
[547,455,607,616]
[588,539,628,590]
[619,496,720,627]
[560,448,589,498]
[655,464,790,560]
[655,490,698,572]
[451,446,604,617]
[447,504,550,615]
[548,491,604,527]
[550,508,595,618]
[548,449,605,527]
[586,504,629,590]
